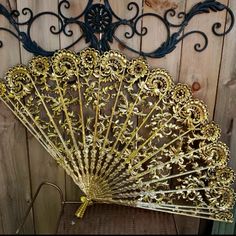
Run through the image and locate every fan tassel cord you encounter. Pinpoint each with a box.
[75,196,93,218]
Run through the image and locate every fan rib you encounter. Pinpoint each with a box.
[118,95,163,156]
[125,115,174,164]
[76,78,89,180]
[99,84,147,179]
[109,164,219,193]
[108,126,197,188]
[29,77,85,186]
[77,79,86,147]
[130,127,198,171]
[90,78,101,175]
[0,97,56,159]
[1,95,83,188]
[131,142,214,179]
[0,48,234,223]
[8,97,64,160]
[95,77,124,176]
[114,186,228,196]
[54,78,86,177]
[109,79,148,154]
[155,203,227,210]
[103,95,165,183]
[112,165,217,195]
[144,164,219,185]
[137,205,224,219]
[95,199,231,222]
[101,79,123,151]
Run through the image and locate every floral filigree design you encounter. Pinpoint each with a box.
[0,82,6,96]
[0,48,235,222]
[52,50,79,77]
[144,69,173,96]
[171,84,191,103]
[29,56,50,77]
[201,122,221,141]
[127,58,149,80]
[5,66,33,99]
[80,48,100,69]
[200,142,229,165]
[99,50,127,79]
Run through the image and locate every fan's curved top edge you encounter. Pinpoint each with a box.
[0,47,235,222]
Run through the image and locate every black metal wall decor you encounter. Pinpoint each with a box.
[0,0,234,58]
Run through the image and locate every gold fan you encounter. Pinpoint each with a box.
[0,48,235,222]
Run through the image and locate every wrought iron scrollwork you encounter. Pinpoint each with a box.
[0,0,234,57]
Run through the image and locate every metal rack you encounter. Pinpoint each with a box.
[15,182,81,234]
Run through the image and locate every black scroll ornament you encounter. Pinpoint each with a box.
[0,0,234,58]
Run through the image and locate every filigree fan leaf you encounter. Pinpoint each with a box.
[0,48,235,222]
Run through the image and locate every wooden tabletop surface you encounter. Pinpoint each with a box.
[56,203,178,235]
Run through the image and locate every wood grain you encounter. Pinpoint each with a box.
[59,0,93,53]
[142,0,186,81]
[212,0,236,233]
[0,0,34,233]
[57,203,177,235]
[179,0,228,118]
[213,0,236,150]
[107,0,143,58]
[17,0,65,233]
[179,0,228,233]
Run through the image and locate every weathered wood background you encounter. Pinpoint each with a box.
[0,0,235,234]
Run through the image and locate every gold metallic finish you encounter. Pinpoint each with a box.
[0,48,235,222]
[75,196,93,218]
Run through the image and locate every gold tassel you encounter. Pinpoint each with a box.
[75,196,92,218]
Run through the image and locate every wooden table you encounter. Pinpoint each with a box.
[56,203,178,234]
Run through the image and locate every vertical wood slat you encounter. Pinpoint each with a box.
[140,1,200,234]
[108,0,143,58]
[0,0,34,233]
[179,0,228,118]
[17,0,65,233]
[213,0,236,156]
[141,0,186,81]
[212,0,236,234]
[178,0,228,234]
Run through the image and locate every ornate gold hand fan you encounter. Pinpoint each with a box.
[0,48,235,222]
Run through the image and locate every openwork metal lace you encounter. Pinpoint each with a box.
[0,48,235,222]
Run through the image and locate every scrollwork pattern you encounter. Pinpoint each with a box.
[5,66,33,99]
[0,0,234,57]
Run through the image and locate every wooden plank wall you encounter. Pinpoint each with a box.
[0,0,34,234]
[212,0,236,234]
[17,1,65,234]
[0,0,235,234]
